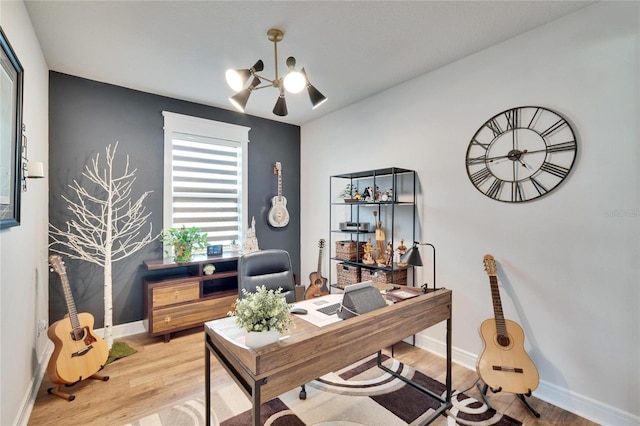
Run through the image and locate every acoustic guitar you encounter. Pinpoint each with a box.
[476,254,539,395]
[305,239,330,299]
[268,162,290,228]
[47,255,109,386]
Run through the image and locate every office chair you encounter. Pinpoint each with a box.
[237,249,297,303]
[237,249,307,399]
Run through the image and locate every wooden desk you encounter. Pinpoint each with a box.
[204,288,452,425]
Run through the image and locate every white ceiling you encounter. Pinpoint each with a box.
[24,1,594,126]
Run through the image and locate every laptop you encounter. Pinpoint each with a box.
[292,281,384,327]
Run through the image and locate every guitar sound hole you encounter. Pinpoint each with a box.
[70,327,86,342]
[497,334,511,347]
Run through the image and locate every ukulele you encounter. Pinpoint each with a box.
[47,255,109,386]
[476,254,539,395]
[268,162,290,228]
[305,239,330,299]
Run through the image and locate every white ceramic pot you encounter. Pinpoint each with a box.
[245,330,280,348]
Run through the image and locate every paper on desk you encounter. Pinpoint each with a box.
[292,294,344,327]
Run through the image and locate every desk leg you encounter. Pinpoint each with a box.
[446,315,452,403]
[205,343,211,426]
[251,378,266,426]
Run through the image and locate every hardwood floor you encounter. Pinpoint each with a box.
[28,327,597,425]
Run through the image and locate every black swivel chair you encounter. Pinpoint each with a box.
[237,249,297,303]
[237,249,307,399]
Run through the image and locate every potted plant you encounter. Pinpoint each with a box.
[339,183,359,202]
[203,264,216,275]
[228,285,294,348]
[161,225,208,263]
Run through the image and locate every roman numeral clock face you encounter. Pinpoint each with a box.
[465,106,577,203]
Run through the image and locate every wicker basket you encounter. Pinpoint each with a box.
[361,268,408,285]
[336,262,361,287]
[335,240,366,261]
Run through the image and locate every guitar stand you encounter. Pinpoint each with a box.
[477,383,541,418]
[48,373,110,401]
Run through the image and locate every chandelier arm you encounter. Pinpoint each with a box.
[252,84,274,91]
[252,72,276,85]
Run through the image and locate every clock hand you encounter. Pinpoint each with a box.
[486,149,529,162]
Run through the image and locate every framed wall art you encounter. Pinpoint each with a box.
[0,27,24,229]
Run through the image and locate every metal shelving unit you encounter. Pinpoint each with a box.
[329,167,417,288]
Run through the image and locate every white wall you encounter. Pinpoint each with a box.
[301,2,639,425]
[0,2,50,425]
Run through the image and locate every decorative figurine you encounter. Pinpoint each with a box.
[373,211,386,265]
[362,237,375,265]
[243,216,259,253]
[397,238,408,267]
[385,241,393,267]
[362,186,373,201]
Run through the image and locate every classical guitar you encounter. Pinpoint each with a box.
[476,254,539,395]
[268,162,290,228]
[47,255,109,387]
[305,239,330,299]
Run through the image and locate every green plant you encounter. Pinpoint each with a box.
[228,286,293,333]
[339,183,358,199]
[161,226,208,262]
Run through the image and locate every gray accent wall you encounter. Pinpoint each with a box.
[49,72,301,327]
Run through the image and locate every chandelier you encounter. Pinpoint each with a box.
[225,28,327,117]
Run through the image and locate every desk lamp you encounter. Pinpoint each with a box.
[400,242,436,293]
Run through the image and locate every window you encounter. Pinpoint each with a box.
[163,112,249,250]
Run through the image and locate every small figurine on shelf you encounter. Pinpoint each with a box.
[373,211,386,265]
[375,186,381,201]
[243,216,259,253]
[385,241,393,267]
[397,238,408,267]
[362,186,373,201]
[362,237,375,265]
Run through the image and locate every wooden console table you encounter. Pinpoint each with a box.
[143,253,239,341]
[204,288,452,425]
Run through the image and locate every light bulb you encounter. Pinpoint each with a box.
[226,69,249,92]
[283,70,306,94]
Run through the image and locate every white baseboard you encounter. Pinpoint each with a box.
[95,319,146,339]
[16,341,53,426]
[413,331,640,426]
[19,321,146,426]
[22,323,639,426]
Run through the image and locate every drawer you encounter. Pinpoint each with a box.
[152,281,200,307]
[150,295,236,335]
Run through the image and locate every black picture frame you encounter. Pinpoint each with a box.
[0,27,24,229]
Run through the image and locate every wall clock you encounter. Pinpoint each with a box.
[465,106,577,203]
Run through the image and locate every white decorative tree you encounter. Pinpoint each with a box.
[49,142,157,348]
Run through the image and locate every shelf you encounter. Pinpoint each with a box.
[332,259,410,271]
[143,252,239,270]
[331,167,415,180]
[330,167,417,288]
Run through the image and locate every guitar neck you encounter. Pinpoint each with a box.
[59,273,81,330]
[317,247,323,276]
[489,276,508,337]
[277,170,283,200]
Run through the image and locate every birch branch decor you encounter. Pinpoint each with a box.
[49,142,158,348]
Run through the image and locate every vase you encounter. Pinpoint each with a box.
[173,243,192,263]
[245,330,280,348]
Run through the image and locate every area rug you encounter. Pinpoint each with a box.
[125,354,522,426]
[106,341,138,365]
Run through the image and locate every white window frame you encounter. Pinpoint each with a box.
[162,111,250,252]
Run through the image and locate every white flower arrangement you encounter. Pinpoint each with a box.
[228,285,294,333]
